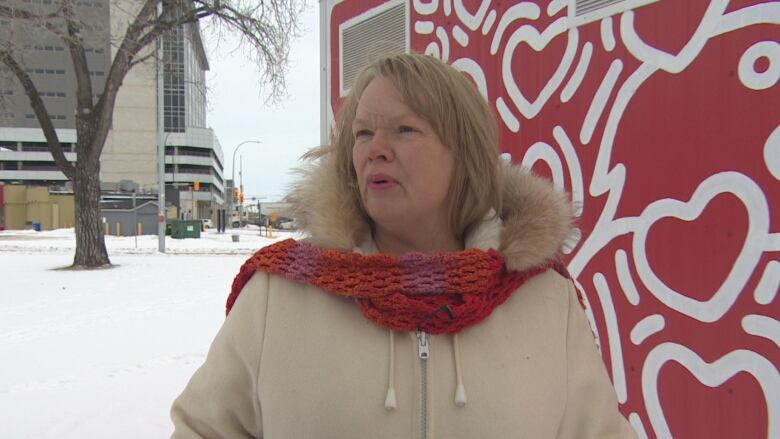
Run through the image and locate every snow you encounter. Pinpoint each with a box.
[0,228,297,438]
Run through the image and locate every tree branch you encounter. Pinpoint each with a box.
[0,49,76,180]
[62,0,94,124]
[89,0,161,164]
[0,5,68,38]
[127,51,157,70]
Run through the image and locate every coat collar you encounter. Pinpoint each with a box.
[286,155,573,272]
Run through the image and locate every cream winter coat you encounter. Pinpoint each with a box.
[170,160,637,438]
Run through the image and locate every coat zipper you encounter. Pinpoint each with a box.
[417,330,430,439]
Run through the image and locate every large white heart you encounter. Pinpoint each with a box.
[620,0,727,74]
[643,343,779,438]
[632,172,769,323]
[502,17,577,119]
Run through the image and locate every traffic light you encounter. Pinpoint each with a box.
[239,192,244,204]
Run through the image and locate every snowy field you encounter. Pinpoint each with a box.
[0,227,297,438]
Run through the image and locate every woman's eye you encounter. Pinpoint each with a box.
[398,125,416,134]
[354,129,372,139]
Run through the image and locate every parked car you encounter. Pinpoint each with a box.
[275,219,297,230]
[201,219,213,229]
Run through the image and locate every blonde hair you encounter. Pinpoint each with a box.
[332,53,502,241]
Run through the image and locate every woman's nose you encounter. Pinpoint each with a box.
[367,132,394,162]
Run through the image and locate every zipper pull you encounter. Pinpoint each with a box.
[416,330,430,360]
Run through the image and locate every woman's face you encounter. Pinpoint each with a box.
[352,77,456,234]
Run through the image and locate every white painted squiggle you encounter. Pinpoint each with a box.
[552,126,583,216]
[563,227,581,255]
[593,272,628,403]
[425,42,441,58]
[436,26,450,61]
[566,63,654,279]
[742,314,780,348]
[629,413,649,439]
[738,41,780,91]
[560,42,592,103]
[413,0,439,16]
[521,142,565,190]
[415,21,435,34]
[482,9,497,36]
[631,314,665,345]
[643,344,780,439]
[765,124,780,180]
[768,234,780,251]
[615,249,640,306]
[601,16,615,52]
[754,260,780,305]
[496,97,520,133]
[620,0,728,74]
[503,20,577,119]
[568,63,656,278]
[444,0,452,16]
[591,63,656,197]
[490,2,541,55]
[713,2,780,36]
[633,172,768,323]
[451,58,487,99]
[547,0,566,17]
[454,0,490,31]
[580,59,623,145]
[452,25,469,47]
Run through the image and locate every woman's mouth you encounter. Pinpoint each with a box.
[367,173,399,190]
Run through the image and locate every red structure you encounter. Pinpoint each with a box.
[321,1,780,437]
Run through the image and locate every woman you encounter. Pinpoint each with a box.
[171,53,636,438]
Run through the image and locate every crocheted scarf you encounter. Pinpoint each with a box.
[227,239,564,334]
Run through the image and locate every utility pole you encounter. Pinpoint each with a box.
[230,140,261,227]
[239,155,243,228]
[156,17,166,253]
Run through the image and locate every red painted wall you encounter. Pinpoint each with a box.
[327,1,779,437]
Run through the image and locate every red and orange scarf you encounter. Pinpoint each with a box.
[227,239,568,334]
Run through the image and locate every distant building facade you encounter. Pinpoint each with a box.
[0,0,224,224]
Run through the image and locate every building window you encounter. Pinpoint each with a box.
[163,25,185,133]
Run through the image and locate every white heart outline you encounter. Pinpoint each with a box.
[632,172,769,323]
[643,343,780,438]
[620,0,728,74]
[502,17,577,119]
[413,0,439,16]
[454,0,491,31]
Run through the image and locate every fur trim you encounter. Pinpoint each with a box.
[285,155,369,251]
[286,156,573,271]
[497,163,573,271]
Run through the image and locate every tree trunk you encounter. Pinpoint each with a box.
[72,159,111,268]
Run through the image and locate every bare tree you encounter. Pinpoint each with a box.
[0,0,305,268]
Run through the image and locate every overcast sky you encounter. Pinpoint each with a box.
[203,4,321,202]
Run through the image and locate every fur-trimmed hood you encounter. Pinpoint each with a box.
[286,155,573,272]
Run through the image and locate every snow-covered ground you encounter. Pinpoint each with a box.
[0,228,297,438]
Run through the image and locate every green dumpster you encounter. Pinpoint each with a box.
[170,219,201,239]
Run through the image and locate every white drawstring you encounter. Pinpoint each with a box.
[384,330,397,410]
[384,331,467,410]
[453,333,467,407]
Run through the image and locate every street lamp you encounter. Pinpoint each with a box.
[230,140,262,227]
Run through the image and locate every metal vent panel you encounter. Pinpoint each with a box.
[340,1,407,95]
[569,0,659,27]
